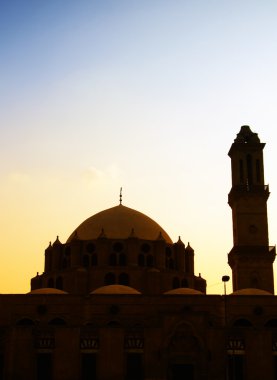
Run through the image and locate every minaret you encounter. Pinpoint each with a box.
[228,126,275,293]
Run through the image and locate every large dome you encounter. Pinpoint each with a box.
[67,204,172,243]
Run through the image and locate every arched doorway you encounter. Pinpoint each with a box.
[165,323,206,380]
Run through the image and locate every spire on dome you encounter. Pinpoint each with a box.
[98,228,107,239]
[128,228,137,238]
[156,231,165,241]
[71,230,79,241]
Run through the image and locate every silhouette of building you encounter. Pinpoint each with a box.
[0,126,276,380]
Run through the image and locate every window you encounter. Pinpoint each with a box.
[233,319,252,327]
[91,254,98,266]
[185,255,190,273]
[239,159,244,183]
[83,255,89,268]
[138,254,145,267]
[113,242,123,252]
[166,248,175,269]
[56,276,63,290]
[181,278,188,288]
[105,273,116,285]
[119,273,129,286]
[86,243,95,253]
[146,255,154,267]
[141,243,151,253]
[173,277,180,289]
[48,317,66,326]
[256,159,261,183]
[246,154,253,186]
[168,258,174,269]
[16,318,35,326]
[266,319,277,328]
[47,278,54,288]
[109,253,117,266]
[119,253,127,266]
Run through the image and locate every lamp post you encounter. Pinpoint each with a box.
[222,275,230,380]
[222,275,230,296]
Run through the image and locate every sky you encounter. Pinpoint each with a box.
[1,0,277,294]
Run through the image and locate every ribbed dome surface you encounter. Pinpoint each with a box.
[67,204,172,243]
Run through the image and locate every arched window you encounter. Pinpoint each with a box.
[185,255,190,273]
[119,273,129,286]
[265,319,277,328]
[56,276,63,290]
[47,278,54,288]
[16,318,35,326]
[109,253,117,266]
[141,243,151,253]
[256,159,261,183]
[173,277,180,289]
[113,242,123,252]
[49,317,66,326]
[83,255,89,268]
[239,159,244,183]
[86,243,95,253]
[48,253,52,271]
[91,254,98,266]
[146,255,154,267]
[65,246,71,256]
[181,278,189,288]
[62,257,67,269]
[233,318,252,327]
[119,253,126,266]
[168,258,174,269]
[246,154,253,186]
[105,272,116,285]
[138,254,145,267]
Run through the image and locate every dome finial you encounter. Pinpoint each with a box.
[119,187,123,205]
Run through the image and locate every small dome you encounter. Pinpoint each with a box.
[28,288,68,295]
[231,288,272,296]
[67,204,172,243]
[91,285,141,295]
[164,288,204,295]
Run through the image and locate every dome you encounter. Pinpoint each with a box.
[164,288,204,295]
[28,288,68,295]
[67,204,172,243]
[231,288,272,296]
[91,285,141,295]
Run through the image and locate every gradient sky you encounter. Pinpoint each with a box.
[1,0,277,294]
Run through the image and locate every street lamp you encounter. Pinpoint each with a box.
[222,275,230,296]
[222,275,230,380]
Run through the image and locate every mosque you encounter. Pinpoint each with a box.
[0,126,277,380]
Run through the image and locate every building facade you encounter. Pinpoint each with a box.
[0,126,276,380]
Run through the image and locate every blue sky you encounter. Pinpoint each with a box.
[1,1,277,293]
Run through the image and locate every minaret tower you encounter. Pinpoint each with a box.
[228,126,275,293]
